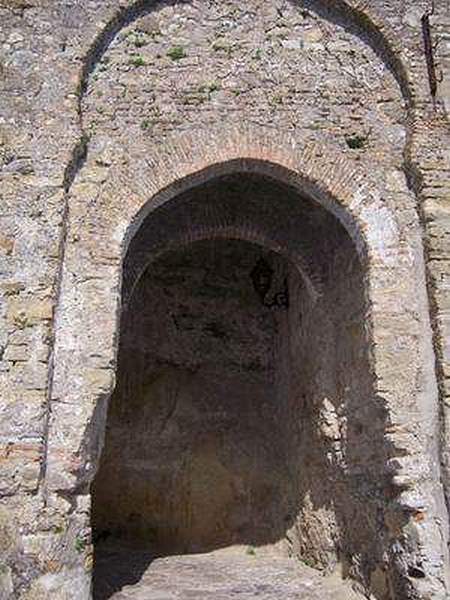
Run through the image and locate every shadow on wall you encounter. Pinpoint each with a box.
[91,174,398,600]
[93,548,155,600]
[92,241,294,553]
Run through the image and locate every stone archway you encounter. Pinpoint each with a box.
[91,170,371,596]
[45,126,448,599]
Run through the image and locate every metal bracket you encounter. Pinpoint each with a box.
[422,2,439,99]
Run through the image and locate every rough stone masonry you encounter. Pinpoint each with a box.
[1,0,450,599]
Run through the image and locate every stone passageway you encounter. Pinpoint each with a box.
[93,547,365,600]
[91,173,382,597]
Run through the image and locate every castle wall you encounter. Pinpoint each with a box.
[0,1,449,598]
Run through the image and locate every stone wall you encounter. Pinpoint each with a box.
[275,221,376,582]
[0,1,449,599]
[92,173,378,588]
[45,135,448,600]
[94,240,282,555]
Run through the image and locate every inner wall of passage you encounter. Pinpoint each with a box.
[92,174,381,576]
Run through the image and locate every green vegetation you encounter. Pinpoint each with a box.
[345,134,367,150]
[167,46,186,61]
[300,556,317,569]
[74,534,88,554]
[133,34,148,48]
[120,30,133,41]
[130,54,146,67]
[271,93,284,105]
[198,82,221,100]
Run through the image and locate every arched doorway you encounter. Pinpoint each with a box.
[45,127,447,600]
[91,172,380,597]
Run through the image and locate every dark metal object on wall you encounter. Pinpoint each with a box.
[421,2,442,100]
[250,258,274,303]
[250,258,289,309]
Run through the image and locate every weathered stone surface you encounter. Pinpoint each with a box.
[0,0,449,599]
[93,548,365,600]
[93,227,369,569]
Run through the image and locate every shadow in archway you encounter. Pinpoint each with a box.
[93,547,155,600]
[91,173,398,600]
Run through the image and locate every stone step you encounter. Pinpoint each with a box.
[93,547,366,600]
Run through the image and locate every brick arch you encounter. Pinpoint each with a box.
[124,225,324,311]
[46,124,391,489]
[108,125,390,263]
[45,124,448,598]
[116,124,393,307]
